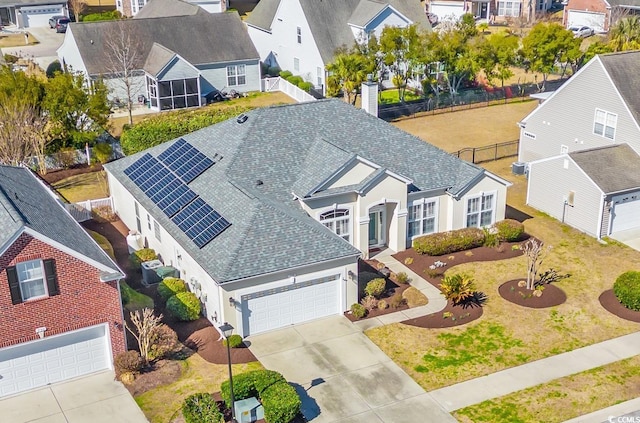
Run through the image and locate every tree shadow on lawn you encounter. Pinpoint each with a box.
[506,205,533,223]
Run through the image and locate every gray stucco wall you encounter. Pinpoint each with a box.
[104,75,147,104]
[528,155,603,237]
[198,59,261,94]
[519,58,640,163]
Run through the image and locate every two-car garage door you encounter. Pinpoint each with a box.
[242,274,341,336]
[19,5,64,28]
[0,325,110,397]
[566,10,606,33]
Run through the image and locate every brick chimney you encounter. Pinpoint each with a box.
[361,74,378,117]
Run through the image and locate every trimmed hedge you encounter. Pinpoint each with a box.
[182,393,223,423]
[413,227,485,256]
[221,370,300,423]
[80,10,122,21]
[614,271,640,311]
[129,248,157,267]
[222,334,243,348]
[157,277,187,301]
[495,219,525,242]
[166,292,201,321]
[121,105,253,155]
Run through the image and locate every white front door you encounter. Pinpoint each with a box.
[0,325,110,397]
[369,207,386,248]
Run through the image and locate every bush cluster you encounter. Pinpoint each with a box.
[93,143,113,164]
[364,278,386,298]
[80,10,122,21]
[158,277,188,301]
[413,227,485,256]
[148,324,178,361]
[114,350,144,375]
[495,219,525,241]
[614,271,640,311]
[166,292,201,321]
[220,370,300,423]
[121,105,253,155]
[279,70,313,92]
[129,248,158,267]
[350,303,366,318]
[182,393,223,423]
[222,334,244,348]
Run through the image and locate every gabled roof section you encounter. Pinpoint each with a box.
[348,0,388,27]
[70,12,259,76]
[134,0,203,18]
[607,0,640,7]
[570,144,640,194]
[599,51,640,127]
[143,43,176,76]
[0,166,121,275]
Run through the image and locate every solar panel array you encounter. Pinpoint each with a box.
[158,138,220,184]
[123,141,230,248]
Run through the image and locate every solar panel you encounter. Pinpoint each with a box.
[170,198,231,248]
[158,139,217,184]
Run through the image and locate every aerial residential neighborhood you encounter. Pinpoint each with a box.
[2,0,640,422]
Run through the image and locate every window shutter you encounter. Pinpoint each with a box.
[43,259,60,296]
[7,266,22,305]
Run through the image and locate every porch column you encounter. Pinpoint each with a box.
[357,216,370,259]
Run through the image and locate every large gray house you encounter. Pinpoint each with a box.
[519,51,640,239]
[105,100,509,337]
[56,11,260,111]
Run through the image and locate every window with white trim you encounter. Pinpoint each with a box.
[594,109,617,139]
[408,199,437,238]
[296,26,302,43]
[294,57,300,72]
[319,209,350,242]
[466,193,495,228]
[227,65,246,86]
[17,260,47,301]
[497,1,520,16]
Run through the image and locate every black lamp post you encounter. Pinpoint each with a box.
[219,322,236,423]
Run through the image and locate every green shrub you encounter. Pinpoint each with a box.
[121,105,253,155]
[166,292,201,321]
[614,271,640,311]
[297,81,312,92]
[377,299,388,310]
[129,248,158,267]
[364,278,386,298]
[389,292,405,309]
[3,54,19,64]
[286,75,303,86]
[222,334,243,348]
[482,228,499,248]
[93,143,113,163]
[262,382,302,423]
[395,272,409,284]
[267,66,281,76]
[495,219,525,241]
[350,303,366,319]
[413,227,485,256]
[182,393,223,423]
[46,60,62,78]
[81,10,121,21]
[157,277,187,301]
[220,370,286,406]
[114,350,143,375]
[279,70,293,79]
[440,274,476,305]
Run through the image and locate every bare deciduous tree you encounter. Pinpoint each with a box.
[103,21,145,126]
[125,308,163,365]
[0,98,50,173]
[522,239,550,290]
[68,0,87,20]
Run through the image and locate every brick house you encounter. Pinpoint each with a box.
[0,166,125,398]
[563,0,640,33]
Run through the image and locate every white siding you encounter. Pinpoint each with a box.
[198,59,261,93]
[367,7,411,38]
[104,75,146,103]
[327,162,376,189]
[57,27,88,76]
[453,175,508,228]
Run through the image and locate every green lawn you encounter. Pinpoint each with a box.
[87,229,115,260]
[379,89,422,104]
[120,281,154,312]
[53,171,110,203]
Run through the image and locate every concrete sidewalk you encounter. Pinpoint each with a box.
[429,331,640,412]
[563,398,640,423]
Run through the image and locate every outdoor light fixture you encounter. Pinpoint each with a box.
[229,297,236,306]
[35,327,46,339]
[348,270,356,281]
[219,322,236,423]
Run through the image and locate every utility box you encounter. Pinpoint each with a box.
[156,266,179,280]
[141,260,163,285]
[234,397,264,423]
[512,162,526,175]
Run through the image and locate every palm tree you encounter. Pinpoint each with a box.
[609,16,640,52]
[326,52,368,105]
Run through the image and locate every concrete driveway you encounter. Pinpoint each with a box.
[248,316,455,423]
[1,26,65,70]
[0,371,148,423]
[609,228,640,251]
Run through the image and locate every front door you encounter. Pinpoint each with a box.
[480,2,488,18]
[368,207,386,248]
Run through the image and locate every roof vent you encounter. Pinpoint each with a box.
[236,114,248,124]
[256,179,263,186]
[90,39,94,44]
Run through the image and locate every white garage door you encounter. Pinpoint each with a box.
[20,6,63,28]
[567,10,606,33]
[242,274,341,336]
[611,194,640,233]
[429,3,465,21]
[0,325,110,397]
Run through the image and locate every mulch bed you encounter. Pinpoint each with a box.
[125,359,184,397]
[403,300,483,329]
[498,279,567,308]
[599,290,640,323]
[41,163,103,184]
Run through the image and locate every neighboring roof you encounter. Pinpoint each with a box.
[143,43,176,76]
[105,100,487,283]
[68,12,259,75]
[607,0,640,7]
[348,0,388,26]
[134,0,203,19]
[245,0,430,63]
[599,51,640,127]
[0,166,121,276]
[570,144,640,194]
[0,0,66,6]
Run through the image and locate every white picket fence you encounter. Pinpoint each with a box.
[65,197,113,222]
[262,77,317,103]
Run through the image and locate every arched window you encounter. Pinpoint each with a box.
[319,209,350,243]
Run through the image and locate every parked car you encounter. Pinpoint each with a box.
[49,16,70,32]
[569,25,594,38]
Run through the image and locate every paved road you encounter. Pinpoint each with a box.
[1,25,64,69]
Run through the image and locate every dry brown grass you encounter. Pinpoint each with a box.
[0,32,38,48]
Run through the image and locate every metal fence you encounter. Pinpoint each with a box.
[378,78,568,121]
[65,197,113,222]
[453,140,519,164]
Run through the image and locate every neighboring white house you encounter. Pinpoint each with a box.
[0,0,68,28]
[425,0,553,23]
[117,0,227,18]
[518,51,640,238]
[245,0,431,94]
[104,99,509,337]
[57,11,260,111]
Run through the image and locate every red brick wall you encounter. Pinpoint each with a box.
[0,233,126,359]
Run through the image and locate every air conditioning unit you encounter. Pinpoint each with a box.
[141,260,163,285]
[512,162,526,175]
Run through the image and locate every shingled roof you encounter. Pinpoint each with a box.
[245,0,430,63]
[134,0,203,19]
[570,144,640,194]
[68,12,258,76]
[599,51,640,128]
[0,166,122,279]
[105,100,486,283]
